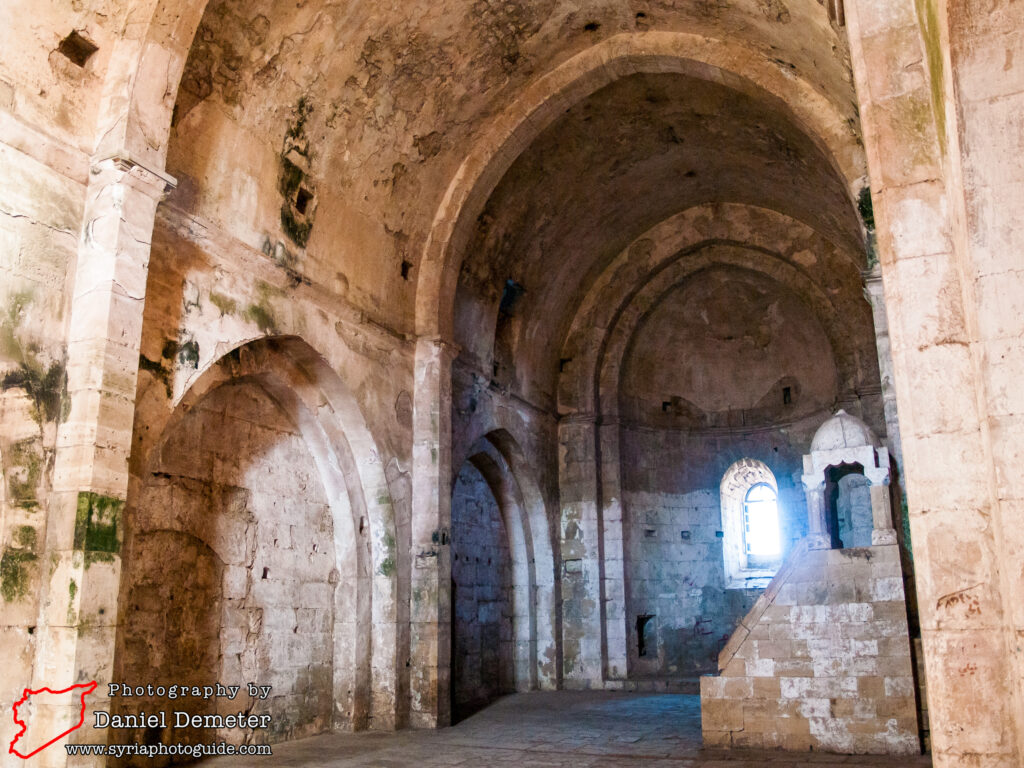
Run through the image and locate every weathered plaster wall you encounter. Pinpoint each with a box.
[166,0,859,344]
[450,460,513,721]
[115,379,340,759]
[455,73,860,408]
[0,0,127,154]
[0,140,82,757]
[620,267,840,429]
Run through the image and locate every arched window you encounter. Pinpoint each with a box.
[720,459,784,588]
[743,482,781,566]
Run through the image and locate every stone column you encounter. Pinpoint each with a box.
[597,420,627,681]
[557,414,604,687]
[846,0,1023,763]
[28,153,173,766]
[865,458,897,546]
[863,266,905,483]
[801,461,831,550]
[409,337,457,727]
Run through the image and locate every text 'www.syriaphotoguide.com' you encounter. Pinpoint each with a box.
[65,742,273,758]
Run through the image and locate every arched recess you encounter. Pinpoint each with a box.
[451,428,559,704]
[596,251,851,421]
[558,204,872,417]
[550,199,875,681]
[120,335,399,732]
[415,31,866,341]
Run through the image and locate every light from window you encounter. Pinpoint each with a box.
[743,483,780,557]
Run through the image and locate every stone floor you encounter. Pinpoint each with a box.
[201,691,933,767]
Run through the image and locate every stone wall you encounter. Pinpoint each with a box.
[701,542,919,753]
[623,487,760,679]
[617,413,875,679]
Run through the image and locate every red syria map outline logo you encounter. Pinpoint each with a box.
[8,680,98,759]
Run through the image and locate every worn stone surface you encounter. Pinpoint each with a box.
[702,543,920,754]
[196,690,933,767]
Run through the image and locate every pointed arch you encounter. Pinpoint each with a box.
[416,30,866,340]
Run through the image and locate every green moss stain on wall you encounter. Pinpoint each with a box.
[1,291,69,426]
[74,492,123,559]
[244,282,282,334]
[210,292,238,316]
[914,0,946,155]
[279,97,317,248]
[7,440,42,510]
[15,525,38,551]
[1,549,38,602]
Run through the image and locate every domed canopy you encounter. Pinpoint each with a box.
[810,409,880,453]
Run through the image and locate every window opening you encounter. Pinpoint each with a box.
[743,482,781,565]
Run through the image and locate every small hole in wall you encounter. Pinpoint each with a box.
[635,12,647,19]
[584,21,601,31]
[261,567,269,580]
[636,614,655,657]
[58,31,99,67]
[644,528,657,538]
[28,626,35,635]
[559,357,572,373]
[295,187,314,215]
[143,726,162,746]
[401,260,412,280]
[783,386,792,405]
[662,401,671,412]
[684,170,697,178]
[499,279,526,316]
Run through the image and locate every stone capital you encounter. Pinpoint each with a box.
[90,150,177,200]
[805,533,832,550]
[801,473,825,492]
[559,411,598,426]
[415,335,462,363]
[871,528,898,546]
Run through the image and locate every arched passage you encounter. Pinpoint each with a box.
[449,429,558,719]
